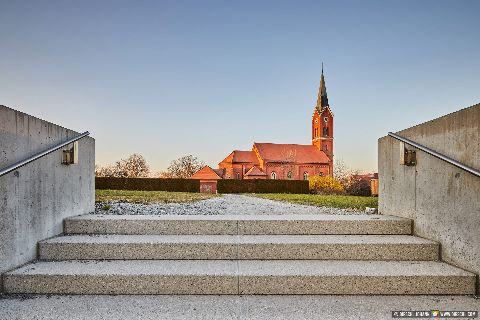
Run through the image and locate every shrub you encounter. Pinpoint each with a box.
[345,179,371,196]
[217,179,309,194]
[308,176,344,195]
[95,177,199,193]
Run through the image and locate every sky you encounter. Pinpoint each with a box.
[1,0,479,173]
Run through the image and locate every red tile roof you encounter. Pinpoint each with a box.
[244,166,267,176]
[219,150,259,165]
[190,166,222,180]
[253,143,330,164]
[213,169,225,178]
[232,150,258,163]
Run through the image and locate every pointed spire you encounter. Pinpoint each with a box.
[315,63,329,112]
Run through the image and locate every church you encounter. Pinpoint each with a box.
[192,68,334,184]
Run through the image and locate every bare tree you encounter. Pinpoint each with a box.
[96,154,150,178]
[166,155,205,178]
[333,158,364,191]
[95,164,115,177]
[115,154,150,178]
[333,158,355,186]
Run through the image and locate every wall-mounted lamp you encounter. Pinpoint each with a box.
[399,142,416,166]
[62,141,78,165]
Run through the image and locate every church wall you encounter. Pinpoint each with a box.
[265,163,294,180]
[219,158,331,181]
[298,165,326,180]
[244,175,267,180]
[231,163,255,179]
[264,163,329,180]
[218,161,232,179]
[218,161,256,179]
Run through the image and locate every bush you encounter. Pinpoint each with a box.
[95,177,199,193]
[217,179,309,194]
[345,179,371,196]
[308,176,344,195]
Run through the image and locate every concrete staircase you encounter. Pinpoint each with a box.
[3,214,476,295]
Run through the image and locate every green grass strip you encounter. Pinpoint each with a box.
[252,193,378,210]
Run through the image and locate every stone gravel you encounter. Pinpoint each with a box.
[94,194,362,215]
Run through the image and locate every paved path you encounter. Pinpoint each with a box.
[95,194,360,215]
[1,294,478,320]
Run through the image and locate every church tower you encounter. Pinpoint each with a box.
[312,64,334,161]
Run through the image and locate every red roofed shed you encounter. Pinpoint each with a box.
[190,166,222,193]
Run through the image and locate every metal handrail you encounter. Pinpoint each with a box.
[388,132,480,178]
[0,131,90,177]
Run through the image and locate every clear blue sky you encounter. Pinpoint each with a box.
[1,0,479,173]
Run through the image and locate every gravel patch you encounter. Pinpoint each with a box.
[94,194,363,215]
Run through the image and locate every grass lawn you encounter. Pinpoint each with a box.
[252,193,378,210]
[95,190,219,204]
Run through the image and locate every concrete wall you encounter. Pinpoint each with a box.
[379,103,479,293]
[0,105,95,290]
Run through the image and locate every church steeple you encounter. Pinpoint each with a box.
[312,63,334,167]
[315,63,329,112]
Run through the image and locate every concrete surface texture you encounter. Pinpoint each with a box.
[0,294,479,320]
[3,260,476,295]
[64,213,413,235]
[3,213,477,295]
[0,105,95,291]
[38,234,439,261]
[378,103,480,293]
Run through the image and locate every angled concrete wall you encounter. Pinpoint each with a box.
[0,105,95,291]
[379,103,479,293]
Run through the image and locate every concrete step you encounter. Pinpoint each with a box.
[4,260,475,295]
[64,214,412,235]
[38,234,438,261]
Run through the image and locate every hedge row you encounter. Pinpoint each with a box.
[95,177,199,193]
[96,177,310,194]
[217,179,309,194]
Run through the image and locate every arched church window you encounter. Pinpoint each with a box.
[235,173,240,180]
[287,171,292,179]
[303,172,309,180]
[323,127,329,137]
[271,171,277,180]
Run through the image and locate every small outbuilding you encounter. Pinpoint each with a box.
[190,166,223,193]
